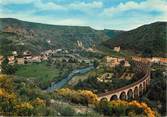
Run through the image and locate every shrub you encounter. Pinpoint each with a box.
[96,100,156,117]
[56,88,98,105]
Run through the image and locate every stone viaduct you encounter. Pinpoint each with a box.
[98,60,151,101]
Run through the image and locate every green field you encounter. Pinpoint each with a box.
[15,62,70,89]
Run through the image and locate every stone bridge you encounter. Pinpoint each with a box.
[98,61,151,101]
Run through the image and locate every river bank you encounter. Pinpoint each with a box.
[46,65,94,92]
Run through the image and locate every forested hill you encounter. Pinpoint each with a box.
[103,22,167,57]
[0,18,120,54]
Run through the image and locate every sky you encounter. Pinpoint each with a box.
[0,0,167,30]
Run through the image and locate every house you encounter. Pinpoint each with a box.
[12,51,18,56]
[106,56,116,63]
[105,56,130,68]
[41,55,48,61]
[132,56,151,64]
[124,60,130,67]
[132,56,141,61]
[114,46,120,52]
[151,57,160,63]
[16,58,25,64]
[8,56,15,64]
[160,58,167,63]
[23,51,32,59]
[31,56,41,63]
[105,56,120,67]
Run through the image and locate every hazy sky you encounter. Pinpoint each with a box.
[0,0,167,30]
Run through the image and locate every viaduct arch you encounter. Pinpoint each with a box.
[98,61,151,101]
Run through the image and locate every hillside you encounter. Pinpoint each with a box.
[0,18,121,55]
[103,22,167,57]
[102,29,123,39]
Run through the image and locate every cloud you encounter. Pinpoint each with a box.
[0,0,103,11]
[103,0,167,17]
[33,0,66,11]
[32,0,103,12]
[0,9,86,26]
[103,1,140,15]
[99,0,167,30]
[0,0,34,5]
[0,0,167,30]
[69,1,103,9]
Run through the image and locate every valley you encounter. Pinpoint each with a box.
[0,18,166,116]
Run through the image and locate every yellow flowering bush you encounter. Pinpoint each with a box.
[0,75,13,93]
[0,88,16,100]
[0,88,5,97]
[57,88,74,97]
[110,100,128,107]
[96,100,156,117]
[16,102,33,109]
[129,101,155,117]
[15,102,34,116]
[0,75,6,82]
[79,90,98,104]
[31,97,46,106]
[56,88,98,105]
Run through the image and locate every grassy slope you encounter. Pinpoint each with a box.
[15,62,69,89]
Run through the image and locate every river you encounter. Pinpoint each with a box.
[46,65,94,92]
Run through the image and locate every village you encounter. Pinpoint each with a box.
[93,46,167,84]
[0,46,167,73]
[0,47,97,72]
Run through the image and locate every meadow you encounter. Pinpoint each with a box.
[15,62,70,89]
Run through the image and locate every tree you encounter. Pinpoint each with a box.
[113,64,125,78]
[120,60,125,66]
[1,57,16,75]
